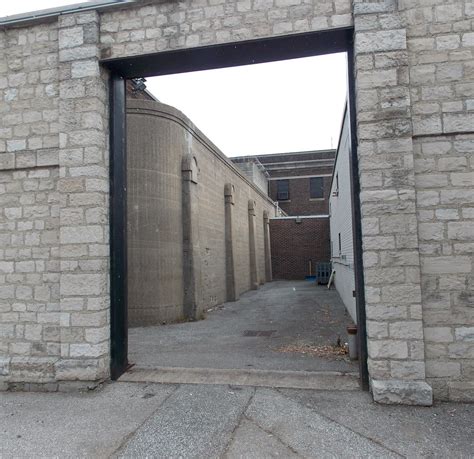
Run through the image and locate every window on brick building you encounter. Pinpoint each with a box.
[310,177,324,199]
[277,180,289,201]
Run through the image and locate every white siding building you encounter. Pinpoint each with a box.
[329,104,356,323]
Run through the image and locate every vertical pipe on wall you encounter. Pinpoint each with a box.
[263,210,272,282]
[224,183,238,301]
[182,153,202,320]
[248,200,259,290]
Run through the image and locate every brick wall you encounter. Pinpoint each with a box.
[269,175,332,216]
[270,217,330,280]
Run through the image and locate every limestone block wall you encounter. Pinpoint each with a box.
[99,0,353,60]
[402,0,474,401]
[0,11,110,388]
[0,22,61,385]
[0,0,473,403]
[354,0,474,403]
[127,100,276,326]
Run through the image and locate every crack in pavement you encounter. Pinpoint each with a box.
[220,386,257,458]
[274,388,406,458]
[241,414,304,458]
[108,383,181,458]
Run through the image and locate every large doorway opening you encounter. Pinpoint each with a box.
[104,27,368,389]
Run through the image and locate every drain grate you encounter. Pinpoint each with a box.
[243,330,276,337]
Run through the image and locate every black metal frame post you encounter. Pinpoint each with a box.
[347,42,369,390]
[109,73,128,380]
[104,28,369,387]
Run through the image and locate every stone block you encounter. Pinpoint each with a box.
[371,379,433,406]
[60,274,105,296]
[55,358,106,381]
[368,340,408,359]
[71,61,99,79]
[356,29,406,53]
[424,327,453,343]
[421,256,471,274]
[69,342,108,358]
[447,222,474,241]
[389,321,423,340]
[435,35,460,50]
[367,358,390,380]
[426,361,461,378]
[455,327,474,342]
[58,27,84,49]
[60,225,103,244]
[450,172,474,187]
[448,381,474,403]
[357,69,398,89]
[434,4,463,22]
[435,208,458,220]
[364,267,405,285]
[354,0,395,15]
[381,284,421,304]
[366,320,388,339]
[363,236,396,250]
[443,113,474,134]
[7,139,26,152]
[390,361,425,380]
[441,189,474,205]
[418,222,444,241]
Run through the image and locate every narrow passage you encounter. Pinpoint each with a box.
[129,280,356,373]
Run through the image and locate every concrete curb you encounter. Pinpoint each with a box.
[118,366,360,391]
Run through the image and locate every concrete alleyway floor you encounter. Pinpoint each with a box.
[128,280,357,376]
[1,382,473,458]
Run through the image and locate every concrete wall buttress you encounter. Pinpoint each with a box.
[225,183,238,302]
[263,211,273,283]
[248,200,258,290]
[182,153,202,320]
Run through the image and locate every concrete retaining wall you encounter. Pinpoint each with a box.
[127,100,276,326]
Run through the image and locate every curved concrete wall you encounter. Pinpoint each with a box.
[127,101,185,326]
[127,100,277,326]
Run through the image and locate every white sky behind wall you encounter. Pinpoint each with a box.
[2,0,348,157]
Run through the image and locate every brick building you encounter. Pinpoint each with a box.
[233,150,335,216]
[270,216,330,280]
[232,150,334,280]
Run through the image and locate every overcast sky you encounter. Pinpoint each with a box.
[2,1,348,157]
